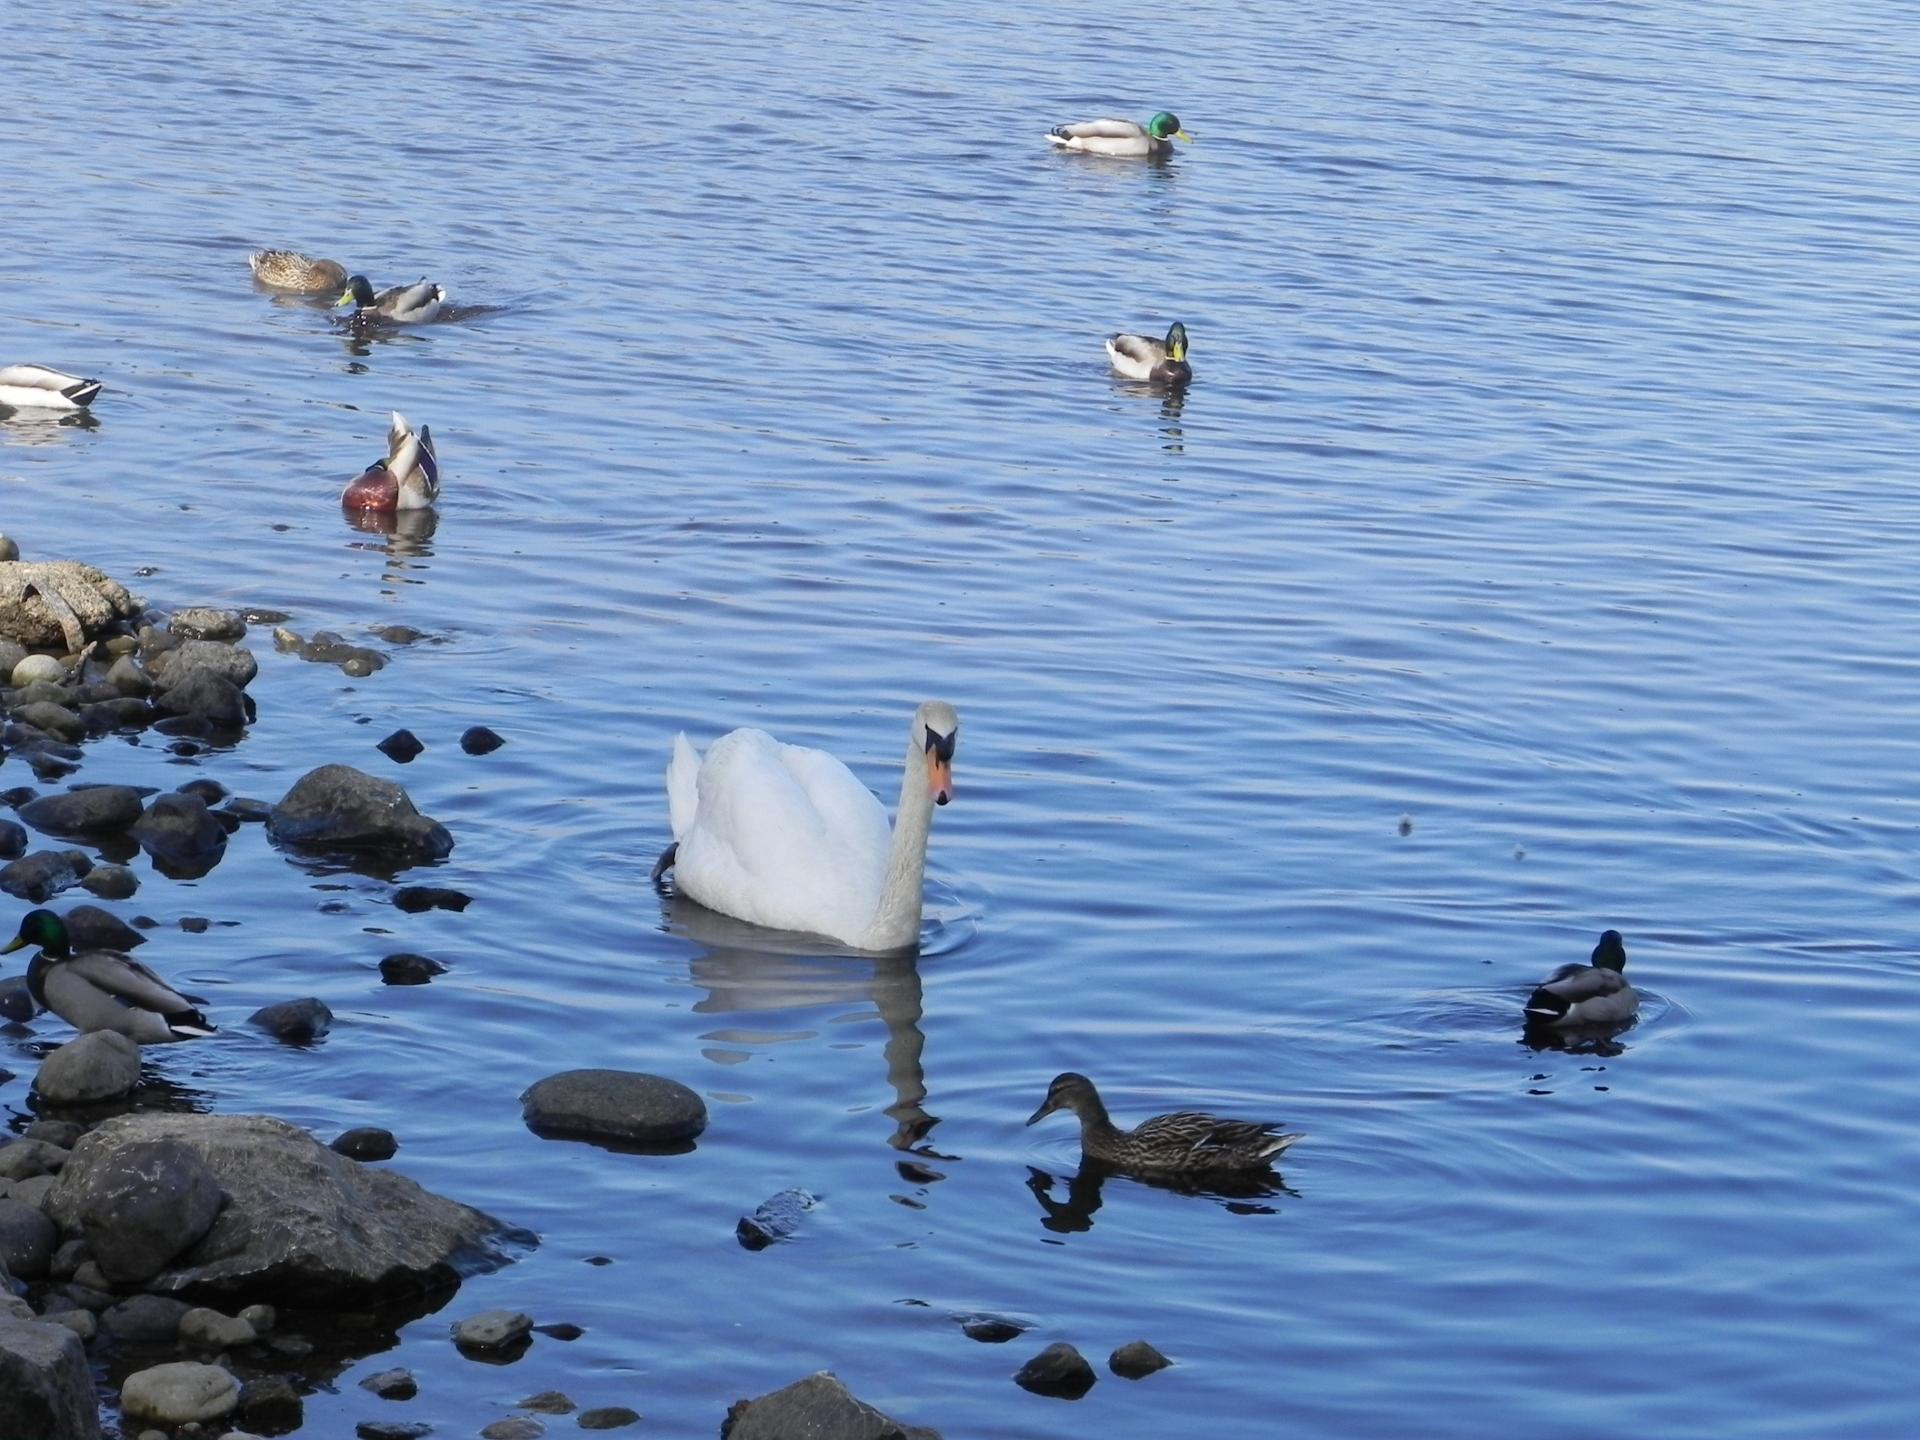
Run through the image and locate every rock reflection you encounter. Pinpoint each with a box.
[1026,1160,1292,1234]
[664,895,943,1156]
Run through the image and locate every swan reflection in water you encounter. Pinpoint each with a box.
[661,892,946,1159]
[1026,1160,1294,1234]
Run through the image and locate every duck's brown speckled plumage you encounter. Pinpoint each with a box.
[1027,1072,1302,1174]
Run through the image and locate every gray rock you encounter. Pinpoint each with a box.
[131,791,228,876]
[452,1307,532,1351]
[102,1295,194,1344]
[18,786,145,836]
[0,1138,69,1183]
[71,1261,111,1294]
[13,680,71,707]
[80,863,139,899]
[154,669,249,731]
[0,819,25,860]
[1109,1339,1171,1378]
[957,1313,1028,1344]
[106,655,152,696]
[221,797,273,825]
[120,1360,240,1424]
[377,729,424,763]
[0,1199,56,1277]
[392,885,470,913]
[169,609,247,643]
[248,997,332,1041]
[0,977,26,1028]
[35,1030,142,1104]
[10,1174,56,1211]
[737,1188,818,1250]
[1013,1342,1096,1399]
[48,1237,89,1278]
[0,1294,30,1323]
[234,1374,302,1431]
[521,1390,574,1413]
[357,1424,432,1440]
[380,953,445,985]
[180,1306,256,1350]
[0,1314,100,1439]
[0,561,139,649]
[12,702,83,744]
[460,725,505,755]
[481,1420,543,1440]
[520,1070,707,1147]
[154,638,257,691]
[267,765,453,863]
[47,1113,504,1304]
[78,697,153,732]
[68,1137,225,1285]
[0,639,30,675]
[722,1372,941,1440]
[358,1366,416,1400]
[239,1302,275,1334]
[578,1407,641,1430]
[11,655,66,688]
[62,902,146,952]
[24,1120,83,1148]
[41,1308,94,1342]
[331,1127,397,1162]
[0,848,90,903]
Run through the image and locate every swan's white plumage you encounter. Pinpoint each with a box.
[668,727,895,943]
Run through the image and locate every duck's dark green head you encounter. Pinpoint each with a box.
[1165,321,1190,362]
[1591,930,1627,972]
[1148,112,1193,143]
[1027,1071,1098,1126]
[335,275,377,309]
[3,909,69,958]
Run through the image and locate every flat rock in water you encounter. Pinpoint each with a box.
[130,792,228,877]
[35,1031,142,1105]
[453,1307,533,1352]
[180,1306,256,1350]
[521,1389,575,1413]
[168,609,247,642]
[358,1423,433,1440]
[331,1127,398,1161]
[392,885,470,913]
[17,786,145,836]
[958,1314,1028,1344]
[0,849,91,904]
[1013,1342,1097,1399]
[0,1199,57,1278]
[62,902,146,952]
[578,1407,641,1430]
[47,1113,506,1305]
[0,1315,101,1440]
[380,953,446,985]
[69,1136,225,1285]
[153,638,258,691]
[722,1372,941,1440]
[736,1188,818,1250]
[521,1070,707,1147]
[359,1366,417,1400]
[79,863,138,899]
[120,1360,240,1424]
[481,1419,545,1440]
[267,764,453,863]
[460,725,505,755]
[249,997,332,1041]
[1109,1339,1171,1378]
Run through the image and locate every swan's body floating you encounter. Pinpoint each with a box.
[336,275,445,326]
[4,909,216,1043]
[249,248,351,293]
[1107,322,1192,386]
[1525,930,1639,1028]
[1046,112,1193,157]
[654,701,959,951]
[1027,1072,1303,1173]
[342,411,439,512]
[0,365,102,411]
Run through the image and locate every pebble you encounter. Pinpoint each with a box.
[520,1390,575,1413]
[248,997,333,1041]
[120,1360,241,1424]
[460,725,505,755]
[0,534,17,561]
[359,1367,417,1400]
[222,797,275,824]
[392,885,470,913]
[80,862,139,899]
[380,953,446,985]
[1109,1339,1172,1378]
[235,1374,304,1431]
[377,729,425,763]
[240,1303,276,1334]
[181,1306,258,1349]
[481,1421,544,1440]
[107,654,153,696]
[452,1307,534,1352]
[578,1408,642,1431]
[169,608,248,642]
[520,1069,708,1146]
[34,1029,142,1104]
[43,1307,96,1341]
[331,1127,399,1161]
[959,1314,1029,1343]
[0,819,26,860]
[356,1423,432,1440]
[1014,1341,1097,1399]
[531,1321,584,1341]
[11,654,66,687]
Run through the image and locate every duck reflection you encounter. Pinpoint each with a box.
[664,893,944,1157]
[1026,1160,1290,1233]
[344,505,437,585]
[0,406,100,442]
[1520,1016,1633,1057]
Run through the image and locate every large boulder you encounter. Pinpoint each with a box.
[119,1360,239,1424]
[152,638,257,692]
[64,1137,225,1285]
[46,1113,504,1304]
[722,1372,941,1440]
[0,1315,100,1439]
[0,561,139,649]
[267,765,453,863]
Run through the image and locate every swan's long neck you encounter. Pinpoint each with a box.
[858,736,936,951]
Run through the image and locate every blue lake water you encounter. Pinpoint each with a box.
[5,1,1918,1434]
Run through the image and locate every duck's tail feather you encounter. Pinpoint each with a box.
[166,1008,218,1039]
[1262,1131,1305,1160]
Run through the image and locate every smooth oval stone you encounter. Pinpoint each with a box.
[520,1070,707,1146]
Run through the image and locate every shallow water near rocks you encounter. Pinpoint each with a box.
[6,2,1919,1436]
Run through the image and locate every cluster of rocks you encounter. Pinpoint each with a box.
[1012,1338,1171,1399]
[0,1111,507,1436]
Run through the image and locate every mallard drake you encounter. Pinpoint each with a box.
[653,701,958,951]
[1525,929,1639,1028]
[1046,112,1193,157]
[1027,1072,1302,1173]
[3,909,215,1043]
[0,365,102,411]
[249,248,351,294]
[335,275,446,326]
[1106,322,1192,386]
[342,411,439,512]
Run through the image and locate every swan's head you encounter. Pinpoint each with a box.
[913,700,959,807]
[1027,1071,1099,1126]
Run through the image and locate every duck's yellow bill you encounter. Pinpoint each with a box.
[1176,130,1195,143]
[1,936,25,954]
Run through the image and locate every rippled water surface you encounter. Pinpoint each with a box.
[6,2,1919,1435]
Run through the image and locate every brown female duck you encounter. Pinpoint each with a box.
[1027,1072,1302,1173]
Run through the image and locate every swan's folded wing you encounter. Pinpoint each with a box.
[1052,118,1145,140]
[667,732,703,840]
[776,741,892,879]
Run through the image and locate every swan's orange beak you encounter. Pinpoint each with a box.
[926,750,953,807]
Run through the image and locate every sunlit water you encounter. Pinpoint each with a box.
[5,2,1918,1435]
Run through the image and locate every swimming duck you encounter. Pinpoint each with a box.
[342,411,439,512]
[3,909,215,1043]
[335,275,446,326]
[1046,112,1193,157]
[0,365,102,411]
[652,701,959,952]
[1525,929,1639,1028]
[248,248,351,294]
[1106,322,1192,386]
[1026,1072,1302,1173]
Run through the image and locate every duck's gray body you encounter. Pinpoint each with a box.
[1525,930,1639,1027]
[30,949,215,1043]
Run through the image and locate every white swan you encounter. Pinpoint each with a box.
[0,365,102,410]
[654,700,959,951]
